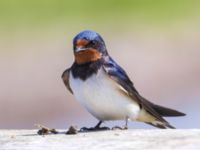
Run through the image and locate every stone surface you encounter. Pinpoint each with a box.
[0,129,200,150]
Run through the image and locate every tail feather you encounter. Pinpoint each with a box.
[153,104,186,117]
[146,122,176,129]
[145,103,185,129]
[139,96,185,129]
[146,122,167,129]
[166,123,176,129]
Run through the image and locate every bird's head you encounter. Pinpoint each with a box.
[73,30,107,64]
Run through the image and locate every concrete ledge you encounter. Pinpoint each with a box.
[0,129,200,150]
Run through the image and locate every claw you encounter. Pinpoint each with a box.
[80,126,110,132]
[112,126,128,130]
[79,121,110,132]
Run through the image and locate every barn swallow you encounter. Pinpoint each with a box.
[62,30,185,130]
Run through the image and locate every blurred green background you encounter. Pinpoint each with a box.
[1,0,200,32]
[0,0,200,129]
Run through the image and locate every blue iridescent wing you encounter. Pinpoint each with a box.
[103,56,169,123]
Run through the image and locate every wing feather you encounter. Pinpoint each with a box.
[62,68,73,94]
[103,57,169,124]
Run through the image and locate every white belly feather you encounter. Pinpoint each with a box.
[69,68,141,121]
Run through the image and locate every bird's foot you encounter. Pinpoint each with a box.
[80,126,110,132]
[112,126,128,130]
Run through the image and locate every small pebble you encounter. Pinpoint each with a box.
[66,126,78,135]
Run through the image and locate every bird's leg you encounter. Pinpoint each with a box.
[112,117,128,130]
[94,120,102,129]
[80,121,110,132]
[123,117,128,130]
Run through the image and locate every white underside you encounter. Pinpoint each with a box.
[69,68,154,122]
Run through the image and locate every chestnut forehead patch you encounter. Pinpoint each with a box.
[76,39,89,48]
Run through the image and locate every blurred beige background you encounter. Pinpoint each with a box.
[0,0,200,129]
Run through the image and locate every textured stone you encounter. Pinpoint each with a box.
[0,129,200,150]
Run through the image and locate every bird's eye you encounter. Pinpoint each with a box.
[89,40,96,46]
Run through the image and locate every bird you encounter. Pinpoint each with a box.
[62,30,185,130]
